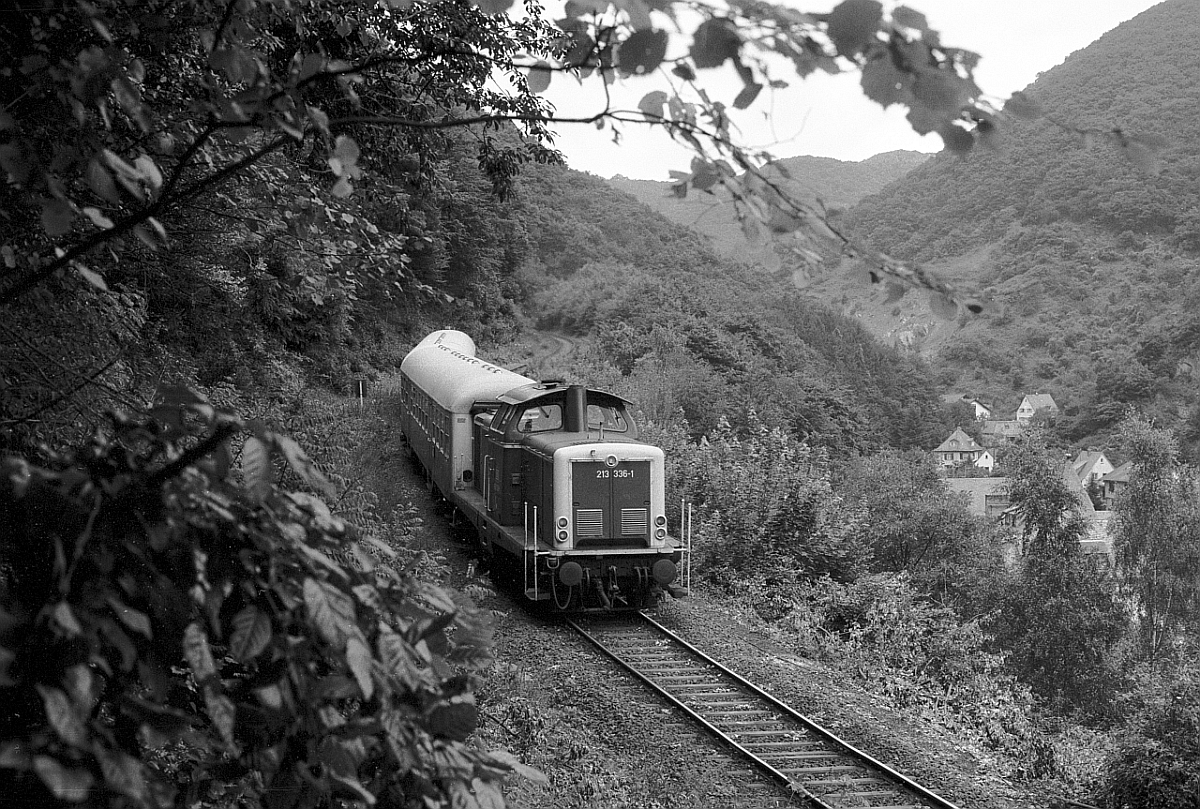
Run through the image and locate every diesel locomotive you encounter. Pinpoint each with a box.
[399,330,685,610]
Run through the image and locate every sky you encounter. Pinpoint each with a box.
[540,0,1165,179]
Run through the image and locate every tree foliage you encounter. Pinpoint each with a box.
[0,391,538,808]
[990,432,1125,716]
[1101,666,1200,809]
[1113,413,1200,663]
[0,0,559,307]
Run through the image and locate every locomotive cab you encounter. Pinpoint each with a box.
[475,383,678,609]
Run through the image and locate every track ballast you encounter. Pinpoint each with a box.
[568,612,964,809]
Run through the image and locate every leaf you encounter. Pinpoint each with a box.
[133,155,162,193]
[826,0,882,57]
[938,122,974,155]
[330,135,361,177]
[732,82,763,110]
[614,0,653,30]
[33,756,94,802]
[377,623,423,688]
[241,436,273,496]
[860,55,906,108]
[203,686,237,748]
[487,750,549,784]
[95,749,147,802]
[345,634,374,699]
[53,602,83,635]
[273,436,336,499]
[564,0,607,16]
[182,622,217,682]
[637,90,668,120]
[40,198,74,237]
[426,695,477,742]
[1004,90,1043,120]
[303,577,355,648]
[671,62,696,81]
[86,159,121,204]
[471,0,514,13]
[63,665,95,712]
[891,5,928,33]
[37,685,88,748]
[618,29,668,77]
[80,207,114,229]
[470,779,506,809]
[330,773,377,805]
[106,596,152,638]
[526,61,552,94]
[331,177,353,197]
[230,605,272,661]
[559,23,595,68]
[690,19,741,69]
[133,224,162,249]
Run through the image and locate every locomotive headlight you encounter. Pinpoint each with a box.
[605,454,618,468]
[655,527,667,539]
[557,516,569,528]
[654,515,667,527]
[556,530,569,543]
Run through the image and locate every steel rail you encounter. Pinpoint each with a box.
[567,611,965,809]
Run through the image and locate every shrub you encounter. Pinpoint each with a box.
[0,390,537,808]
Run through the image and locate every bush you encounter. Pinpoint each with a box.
[1101,667,1200,809]
[779,574,1054,779]
[0,391,536,808]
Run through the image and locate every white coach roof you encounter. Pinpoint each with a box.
[401,330,533,412]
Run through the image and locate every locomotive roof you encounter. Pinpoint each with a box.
[498,383,632,408]
[401,330,533,412]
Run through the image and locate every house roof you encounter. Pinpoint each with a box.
[1021,393,1058,411]
[934,427,983,454]
[1072,450,1110,482]
[982,420,1022,438]
[1103,461,1133,484]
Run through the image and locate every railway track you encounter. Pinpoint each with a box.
[568,612,964,809]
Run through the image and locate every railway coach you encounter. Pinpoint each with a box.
[398,330,685,610]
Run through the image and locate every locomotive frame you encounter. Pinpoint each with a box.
[399,330,686,611]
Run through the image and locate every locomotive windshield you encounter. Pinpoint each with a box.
[587,403,629,432]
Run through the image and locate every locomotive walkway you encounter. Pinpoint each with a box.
[568,612,964,809]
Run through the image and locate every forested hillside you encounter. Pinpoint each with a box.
[513,163,952,451]
[842,0,1200,454]
[607,151,927,262]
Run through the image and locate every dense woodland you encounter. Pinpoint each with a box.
[844,0,1200,457]
[2,1,1199,808]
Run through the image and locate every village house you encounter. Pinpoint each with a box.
[1101,461,1132,509]
[968,399,991,421]
[1015,393,1059,425]
[946,476,1010,519]
[975,448,997,474]
[933,427,985,468]
[1072,450,1115,488]
[981,419,1022,445]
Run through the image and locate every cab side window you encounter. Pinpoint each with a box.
[518,404,563,432]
